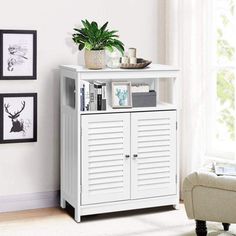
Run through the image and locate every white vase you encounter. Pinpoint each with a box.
[84,49,106,69]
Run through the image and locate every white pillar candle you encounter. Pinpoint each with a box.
[129,57,137,64]
[121,56,129,64]
[128,48,137,58]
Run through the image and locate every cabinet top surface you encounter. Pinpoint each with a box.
[60,64,179,73]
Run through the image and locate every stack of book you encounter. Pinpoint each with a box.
[80,81,107,111]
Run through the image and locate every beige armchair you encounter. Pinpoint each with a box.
[183,171,236,236]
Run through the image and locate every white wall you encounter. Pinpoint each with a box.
[0,0,165,198]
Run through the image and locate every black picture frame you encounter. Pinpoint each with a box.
[0,30,37,80]
[0,93,37,143]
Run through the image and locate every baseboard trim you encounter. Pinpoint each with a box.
[0,191,59,213]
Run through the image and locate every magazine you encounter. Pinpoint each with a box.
[213,162,236,176]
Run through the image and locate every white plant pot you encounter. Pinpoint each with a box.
[84,49,106,69]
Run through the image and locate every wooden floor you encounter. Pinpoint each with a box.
[0,207,62,222]
[0,205,235,236]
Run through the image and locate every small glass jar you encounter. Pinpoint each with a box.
[106,50,121,68]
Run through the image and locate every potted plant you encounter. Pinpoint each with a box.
[72,20,124,69]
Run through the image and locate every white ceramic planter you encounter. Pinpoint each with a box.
[84,49,105,69]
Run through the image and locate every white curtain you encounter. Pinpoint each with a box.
[166,0,211,197]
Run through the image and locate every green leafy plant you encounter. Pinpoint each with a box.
[72,20,124,54]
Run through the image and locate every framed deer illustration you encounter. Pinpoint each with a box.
[0,30,37,80]
[0,93,37,143]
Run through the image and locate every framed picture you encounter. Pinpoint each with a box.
[112,82,132,108]
[0,30,37,80]
[0,93,37,143]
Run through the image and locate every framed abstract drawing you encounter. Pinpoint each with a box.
[0,30,37,80]
[0,93,37,143]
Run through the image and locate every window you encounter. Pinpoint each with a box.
[206,0,235,160]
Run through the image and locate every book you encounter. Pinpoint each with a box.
[83,81,90,111]
[96,81,107,111]
[94,82,102,110]
[89,83,96,111]
[101,83,107,111]
[94,84,98,111]
[213,162,236,176]
[80,86,85,111]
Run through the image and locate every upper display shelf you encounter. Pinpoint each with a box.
[60,64,179,73]
[60,64,180,80]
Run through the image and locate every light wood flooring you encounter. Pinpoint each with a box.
[0,204,235,236]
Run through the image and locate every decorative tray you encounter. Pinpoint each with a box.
[120,58,152,69]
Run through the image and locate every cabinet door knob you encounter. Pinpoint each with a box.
[133,154,138,159]
[125,155,130,158]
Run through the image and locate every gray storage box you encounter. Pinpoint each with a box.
[132,91,156,107]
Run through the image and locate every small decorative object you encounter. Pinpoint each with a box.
[0,93,37,143]
[120,58,152,69]
[0,30,37,80]
[129,57,137,64]
[128,48,136,58]
[112,82,132,108]
[121,56,129,64]
[72,20,124,70]
[106,50,121,68]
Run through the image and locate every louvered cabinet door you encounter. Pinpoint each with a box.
[131,111,177,199]
[81,113,131,205]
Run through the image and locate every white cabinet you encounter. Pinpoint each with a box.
[60,64,180,222]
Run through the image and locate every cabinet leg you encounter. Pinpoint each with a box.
[173,204,180,210]
[196,220,207,236]
[222,223,230,231]
[60,198,66,209]
[75,208,81,223]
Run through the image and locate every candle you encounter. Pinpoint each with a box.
[128,48,136,58]
[129,57,137,64]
